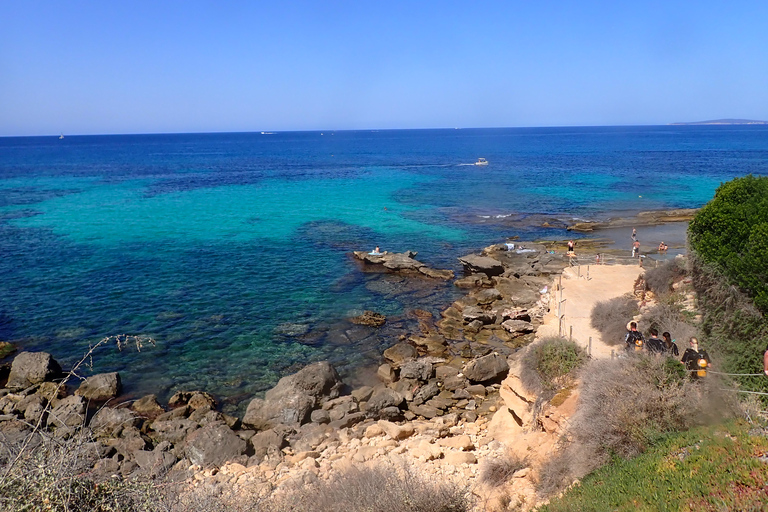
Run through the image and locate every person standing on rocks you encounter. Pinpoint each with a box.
[567,240,575,255]
[632,228,637,240]
[632,240,641,258]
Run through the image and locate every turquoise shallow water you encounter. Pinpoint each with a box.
[1,127,767,413]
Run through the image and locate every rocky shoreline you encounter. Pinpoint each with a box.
[0,242,580,509]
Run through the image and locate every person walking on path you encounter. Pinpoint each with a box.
[646,328,665,354]
[624,321,645,352]
[662,332,679,357]
[681,337,711,378]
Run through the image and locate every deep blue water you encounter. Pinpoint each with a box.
[1,126,767,413]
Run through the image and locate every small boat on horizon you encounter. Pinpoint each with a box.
[475,157,488,166]
[59,133,64,140]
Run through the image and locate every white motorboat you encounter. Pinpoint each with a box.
[475,158,488,166]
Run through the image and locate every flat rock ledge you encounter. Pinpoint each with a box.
[352,251,454,280]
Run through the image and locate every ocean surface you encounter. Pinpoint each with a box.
[1,126,767,413]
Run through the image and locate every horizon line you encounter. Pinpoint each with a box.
[5,121,767,139]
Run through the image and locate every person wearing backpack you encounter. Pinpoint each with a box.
[681,337,711,378]
[624,321,645,352]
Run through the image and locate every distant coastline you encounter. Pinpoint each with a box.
[669,118,767,125]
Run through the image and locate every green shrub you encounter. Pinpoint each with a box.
[590,295,639,346]
[520,337,587,396]
[688,174,768,312]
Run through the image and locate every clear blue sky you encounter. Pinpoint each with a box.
[1,1,767,136]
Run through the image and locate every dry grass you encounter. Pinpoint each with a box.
[0,430,167,512]
[644,259,686,296]
[536,356,741,496]
[478,453,528,489]
[590,295,639,346]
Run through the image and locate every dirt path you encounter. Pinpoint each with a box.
[536,263,644,359]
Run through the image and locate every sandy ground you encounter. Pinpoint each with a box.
[536,262,644,359]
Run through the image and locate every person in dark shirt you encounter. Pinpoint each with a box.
[681,337,711,378]
[646,328,665,354]
[624,321,645,352]
[662,332,679,357]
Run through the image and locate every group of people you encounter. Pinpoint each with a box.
[624,321,711,376]
[631,228,669,256]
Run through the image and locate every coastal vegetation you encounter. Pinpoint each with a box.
[688,175,768,396]
[520,337,587,396]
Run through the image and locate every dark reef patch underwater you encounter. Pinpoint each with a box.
[1,126,767,413]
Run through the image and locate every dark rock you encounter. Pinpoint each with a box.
[463,353,510,383]
[377,363,395,383]
[475,288,503,305]
[412,381,440,405]
[0,342,17,359]
[242,362,342,430]
[156,405,189,421]
[133,450,177,477]
[350,386,374,403]
[365,389,404,416]
[149,419,199,444]
[168,391,216,410]
[378,406,403,421]
[249,427,290,459]
[464,320,483,334]
[349,311,386,327]
[185,424,247,467]
[90,407,142,438]
[442,374,468,392]
[501,319,535,336]
[310,409,330,424]
[409,403,440,419]
[465,384,487,397]
[458,255,504,277]
[399,360,433,382]
[131,395,165,419]
[329,411,365,429]
[461,306,495,324]
[7,352,62,390]
[47,395,86,430]
[383,343,417,367]
[75,372,121,401]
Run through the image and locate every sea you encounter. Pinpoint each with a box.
[1,126,767,413]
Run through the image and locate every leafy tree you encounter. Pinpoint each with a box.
[689,175,768,312]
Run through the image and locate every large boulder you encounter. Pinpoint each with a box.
[463,353,510,383]
[383,343,417,367]
[185,424,246,467]
[458,255,505,277]
[6,352,62,390]
[365,388,405,416]
[75,372,121,401]
[242,362,342,430]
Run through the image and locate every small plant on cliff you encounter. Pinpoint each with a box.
[479,453,528,488]
[520,337,587,396]
[590,294,639,346]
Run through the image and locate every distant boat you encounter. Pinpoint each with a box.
[475,158,488,166]
[59,133,64,140]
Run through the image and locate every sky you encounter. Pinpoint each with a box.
[1,1,767,136]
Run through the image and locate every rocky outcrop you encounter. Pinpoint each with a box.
[352,251,454,280]
[349,310,386,327]
[458,254,505,277]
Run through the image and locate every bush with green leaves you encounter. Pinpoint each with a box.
[688,174,768,312]
[520,337,587,396]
